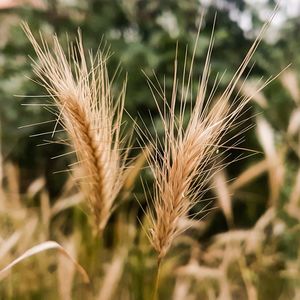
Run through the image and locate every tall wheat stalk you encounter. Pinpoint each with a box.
[23,24,129,232]
[143,15,276,262]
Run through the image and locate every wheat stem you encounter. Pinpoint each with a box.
[152,259,162,300]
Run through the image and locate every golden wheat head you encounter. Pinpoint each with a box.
[143,15,276,261]
[22,23,129,232]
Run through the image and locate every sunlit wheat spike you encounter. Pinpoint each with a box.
[22,23,130,232]
[143,13,275,261]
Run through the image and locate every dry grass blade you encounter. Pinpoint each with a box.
[229,159,268,192]
[212,170,233,227]
[177,263,221,280]
[0,231,22,260]
[123,146,150,191]
[237,79,268,108]
[286,168,300,218]
[22,23,130,232]
[50,193,83,217]
[57,237,77,300]
[5,162,21,208]
[27,177,45,197]
[212,208,274,254]
[0,132,2,184]
[290,169,300,207]
[287,108,300,137]
[256,117,284,205]
[280,69,299,105]
[238,256,258,300]
[0,0,47,10]
[40,190,51,238]
[0,240,89,283]
[172,277,192,300]
[0,134,4,209]
[97,249,128,300]
[143,13,275,260]
[17,215,38,253]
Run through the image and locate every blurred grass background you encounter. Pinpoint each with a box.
[1,0,300,299]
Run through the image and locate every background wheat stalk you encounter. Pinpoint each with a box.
[23,24,129,232]
[144,18,275,261]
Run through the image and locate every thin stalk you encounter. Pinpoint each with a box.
[152,258,162,300]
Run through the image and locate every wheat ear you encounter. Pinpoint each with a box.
[144,16,276,261]
[22,23,129,232]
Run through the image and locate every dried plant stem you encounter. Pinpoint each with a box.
[152,259,162,300]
